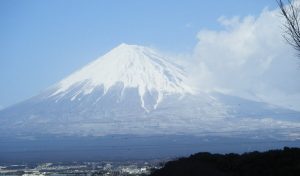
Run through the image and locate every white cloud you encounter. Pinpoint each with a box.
[191,7,300,111]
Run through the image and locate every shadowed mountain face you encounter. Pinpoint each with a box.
[150,147,300,176]
[0,44,299,139]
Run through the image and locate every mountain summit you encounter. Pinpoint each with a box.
[0,44,299,138]
[51,43,194,111]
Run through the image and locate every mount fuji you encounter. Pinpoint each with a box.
[0,43,299,140]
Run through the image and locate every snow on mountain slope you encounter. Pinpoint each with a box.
[0,43,299,139]
[50,43,195,110]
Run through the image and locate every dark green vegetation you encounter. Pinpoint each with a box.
[150,147,300,176]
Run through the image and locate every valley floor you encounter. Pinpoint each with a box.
[1,147,299,176]
[0,160,160,176]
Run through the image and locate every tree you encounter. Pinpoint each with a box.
[277,0,300,54]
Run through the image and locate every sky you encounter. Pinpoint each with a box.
[0,0,289,109]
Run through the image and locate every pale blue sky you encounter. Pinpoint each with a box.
[0,0,277,108]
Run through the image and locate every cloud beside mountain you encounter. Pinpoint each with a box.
[191,7,300,111]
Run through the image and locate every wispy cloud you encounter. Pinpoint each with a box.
[184,22,193,28]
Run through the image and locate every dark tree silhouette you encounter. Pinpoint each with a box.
[150,147,300,176]
[278,0,300,54]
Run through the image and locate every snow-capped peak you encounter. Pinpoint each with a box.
[50,43,195,110]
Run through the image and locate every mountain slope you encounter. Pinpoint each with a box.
[0,44,299,139]
[50,43,194,111]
